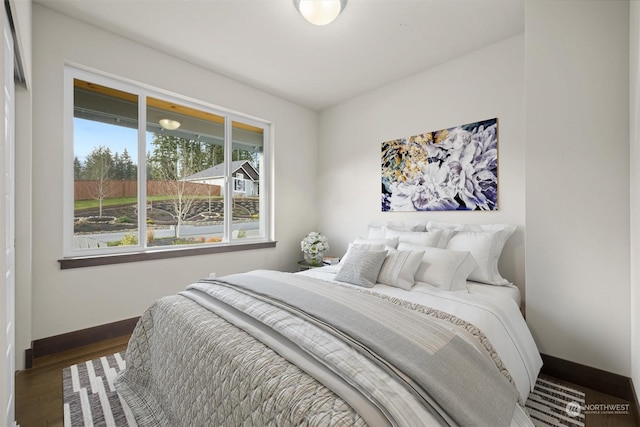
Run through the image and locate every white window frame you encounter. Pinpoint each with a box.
[62,66,272,260]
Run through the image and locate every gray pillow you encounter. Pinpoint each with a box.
[377,249,424,290]
[335,249,387,288]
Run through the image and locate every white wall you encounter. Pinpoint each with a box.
[525,1,631,376]
[630,0,640,400]
[24,5,318,354]
[318,35,527,296]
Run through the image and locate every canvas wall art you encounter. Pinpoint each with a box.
[381,118,498,211]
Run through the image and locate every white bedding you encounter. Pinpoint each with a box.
[298,265,542,404]
[467,281,521,306]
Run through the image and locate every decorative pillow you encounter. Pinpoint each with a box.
[335,249,387,288]
[383,228,442,248]
[339,242,387,265]
[426,221,516,285]
[353,236,399,249]
[397,243,477,292]
[377,249,424,290]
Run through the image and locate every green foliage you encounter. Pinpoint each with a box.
[147,133,258,181]
[115,216,133,224]
[75,146,137,181]
[119,234,138,246]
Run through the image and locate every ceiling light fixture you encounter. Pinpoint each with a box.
[159,118,181,130]
[293,0,346,26]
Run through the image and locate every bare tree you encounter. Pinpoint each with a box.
[83,146,114,217]
[149,135,201,237]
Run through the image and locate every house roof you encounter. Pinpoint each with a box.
[185,160,259,182]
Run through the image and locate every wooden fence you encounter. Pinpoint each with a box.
[75,180,221,200]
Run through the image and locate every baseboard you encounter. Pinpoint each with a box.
[541,353,640,425]
[25,317,139,368]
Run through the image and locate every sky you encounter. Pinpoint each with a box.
[74,118,148,164]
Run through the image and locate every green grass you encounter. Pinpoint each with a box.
[74,197,136,210]
[74,195,223,210]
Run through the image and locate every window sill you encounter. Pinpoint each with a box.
[58,240,277,269]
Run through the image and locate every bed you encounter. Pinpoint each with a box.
[115,221,542,426]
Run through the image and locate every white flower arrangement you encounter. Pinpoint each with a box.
[300,232,329,255]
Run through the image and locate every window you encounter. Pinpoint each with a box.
[63,67,271,261]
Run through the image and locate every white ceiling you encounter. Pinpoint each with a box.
[36,0,525,111]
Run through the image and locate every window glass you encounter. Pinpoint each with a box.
[231,121,265,241]
[73,79,140,250]
[66,69,271,258]
[146,97,226,246]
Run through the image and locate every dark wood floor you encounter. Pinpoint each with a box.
[14,336,637,427]
[15,335,130,427]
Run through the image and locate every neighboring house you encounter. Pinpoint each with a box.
[185,160,259,197]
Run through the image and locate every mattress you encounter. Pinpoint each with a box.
[298,265,541,402]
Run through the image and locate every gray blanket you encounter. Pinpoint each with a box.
[114,294,367,426]
[202,270,520,426]
[116,270,519,426]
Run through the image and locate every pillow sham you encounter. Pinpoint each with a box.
[444,229,514,286]
[367,221,426,239]
[426,221,516,285]
[377,249,424,290]
[335,248,387,288]
[397,243,477,292]
[383,228,442,248]
[353,236,399,249]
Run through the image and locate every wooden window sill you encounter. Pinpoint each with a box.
[59,240,277,269]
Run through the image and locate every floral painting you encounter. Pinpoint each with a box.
[381,118,498,211]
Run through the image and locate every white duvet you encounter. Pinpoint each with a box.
[299,265,543,404]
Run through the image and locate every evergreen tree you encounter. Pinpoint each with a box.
[74,156,83,179]
[120,148,136,179]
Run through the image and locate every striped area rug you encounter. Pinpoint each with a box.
[64,353,584,427]
[63,352,137,427]
[525,377,586,427]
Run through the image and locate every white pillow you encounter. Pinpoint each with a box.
[335,249,387,288]
[367,221,426,239]
[367,225,386,240]
[354,236,399,249]
[398,243,477,292]
[386,221,426,232]
[444,229,514,286]
[377,249,424,290]
[426,221,516,285]
[383,228,442,248]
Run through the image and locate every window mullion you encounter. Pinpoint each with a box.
[223,116,233,242]
[138,94,147,249]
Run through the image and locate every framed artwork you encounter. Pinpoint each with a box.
[381,118,498,211]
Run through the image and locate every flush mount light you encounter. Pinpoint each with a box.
[159,118,181,130]
[293,0,346,26]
